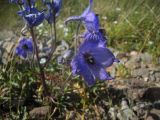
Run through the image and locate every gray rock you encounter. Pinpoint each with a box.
[132,68,150,78]
[155,72,160,79]
[29,106,50,119]
[149,75,156,82]
[144,77,149,82]
[149,70,155,75]
[155,72,160,82]
[0,30,16,41]
[125,55,141,69]
[149,67,160,73]
[140,53,153,66]
[108,107,117,120]
[156,77,160,82]
[0,38,17,64]
[117,99,138,120]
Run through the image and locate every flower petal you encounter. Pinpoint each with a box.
[89,63,113,81]
[81,0,93,17]
[16,37,33,59]
[71,55,95,86]
[90,47,119,67]
[18,7,45,27]
[84,12,99,32]
[83,31,107,47]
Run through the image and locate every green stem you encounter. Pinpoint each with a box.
[74,21,81,54]
[30,27,50,96]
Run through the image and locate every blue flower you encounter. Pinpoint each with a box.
[65,0,99,33]
[71,40,119,86]
[9,0,36,7]
[18,7,45,27]
[82,30,107,47]
[65,0,107,46]
[43,0,62,23]
[16,37,33,59]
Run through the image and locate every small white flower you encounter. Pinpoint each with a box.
[64,28,69,32]
[40,58,46,64]
[116,7,121,12]
[102,16,107,20]
[58,24,64,28]
[148,41,153,45]
[113,21,118,24]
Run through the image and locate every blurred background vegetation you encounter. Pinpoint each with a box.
[0,0,160,58]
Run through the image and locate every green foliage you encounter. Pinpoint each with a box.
[0,0,160,119]
[101,0,160,57]
[116,64,131,78]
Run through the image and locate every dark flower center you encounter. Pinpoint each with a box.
[22,44,29,50]
[83,53,95,65]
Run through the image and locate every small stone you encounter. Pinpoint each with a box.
[120,57,128,64]
[132,68,149,77]
[141,63,148,68]
[144,77,149,82]
[155,72,160,79]
[29,106,50,119]
[125,60,141,69]
[3,41,15,53]
[132,106,138,111]
[130,51,138,56]
[149,70,155,75]
[108,107,117,120]
[139,103,145,108]
[149,75,156,82]
[125,54,141,69]
[140,53,153,65]
[156,77,160,82]
[116,52,128,59]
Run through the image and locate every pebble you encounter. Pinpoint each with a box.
[144,77,149,82]
[155,72,160,78]
[132,68,149,77]
[149,75,156,82]
[140,52,153,66]
[130,51,138,56]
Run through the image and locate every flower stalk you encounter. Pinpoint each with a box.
[30,27,50,96]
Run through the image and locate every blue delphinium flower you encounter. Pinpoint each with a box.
[43,0,62,23]
[65,0,107,47]
[11,0,44,27]
[9,0,36,7]
[65,0,99,33]
[82,30,107,47]
[18,7,45,27]
[16,37,33,59]
[71,40,119,86]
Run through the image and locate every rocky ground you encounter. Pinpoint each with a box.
[0,34,160,120]
[106,50,160,120]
